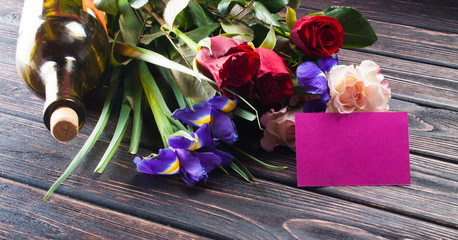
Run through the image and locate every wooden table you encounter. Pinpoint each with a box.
[1,0,457,239]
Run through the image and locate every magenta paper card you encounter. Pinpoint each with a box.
[295,112,410,187]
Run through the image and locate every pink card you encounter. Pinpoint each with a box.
[295,112,410,187]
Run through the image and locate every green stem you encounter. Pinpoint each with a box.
[162,25,199,52]
[230,146,287,169]
[275,28,290,38]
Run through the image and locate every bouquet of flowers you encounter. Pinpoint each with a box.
[44,0,391,200]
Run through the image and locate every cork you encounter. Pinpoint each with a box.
[50,106,79,141]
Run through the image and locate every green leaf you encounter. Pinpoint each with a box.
[186,23,220,43]
[170,47,217,101]
[129,0,148,9]
[139,31,165,45]
[94,0,118,15]
[118,0,143,45]
[43,68,121,201]
[220,19,254,42]
[324,6,378,48]
[257,0,288,13]
[252,2,281,28]
[164,0,190,27]
[94,98,131,173]
[197,37,212,52]
[250,23,269,47]
[233,107,256,121]
[217,0,246,16]
[230,160,255,183]
[187,0,216,27]
[286,7,296,30]
[259,25,276,49]
[129,70,143,154]
[139,61,182,146]
[287,0,301,9]
[231,146,287,169]
[114,42,217,87]
[224,88,263,130]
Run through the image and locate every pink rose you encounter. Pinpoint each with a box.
[326,60,391,113]
[260,107,303,152]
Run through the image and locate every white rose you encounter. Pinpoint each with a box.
[326,60,391,113]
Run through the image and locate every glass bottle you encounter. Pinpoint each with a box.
[16,0,110,141]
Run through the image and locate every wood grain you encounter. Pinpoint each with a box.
[0,0,22,24]
[0,178,207,240]
[236,137,458,228]
[0,113,457,239]
[300,0,458,34]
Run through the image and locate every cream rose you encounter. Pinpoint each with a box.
[260,107,302,152]
[326,60,391,113]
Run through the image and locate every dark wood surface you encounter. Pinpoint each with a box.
[1,0,457,239]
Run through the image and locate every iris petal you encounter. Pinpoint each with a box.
[297,61,330,101]
[210,108,238,144]
[171,101,212,127]
[207,148,233,166]
[318,55,339,74]
[194,152,222,174]
[302,99,327,112]
[208,95,238,113]
[134,148,179,175]
[193,123,217,149]
[176,149,205,186]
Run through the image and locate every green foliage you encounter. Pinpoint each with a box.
[252,2,281,28]
[220,19,254,42]
[287,0,301,9]
[164,0,190,27]
[324,6,378,48]
[217,0,246,16]
[256,0,288,13]
[259,25,276,50]
[94,0,118,15]
[286,7,296,30]
[185,23,220,43]
[187,0,216,27]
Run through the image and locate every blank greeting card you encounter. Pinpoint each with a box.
[295,112,410,187]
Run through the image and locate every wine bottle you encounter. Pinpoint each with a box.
[16,0,110,141]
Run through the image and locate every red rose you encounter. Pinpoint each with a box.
[196,36,260,99]
[290,16,344,57]
[254,48,293,104]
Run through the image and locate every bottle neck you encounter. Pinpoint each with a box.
[41,58,85,131]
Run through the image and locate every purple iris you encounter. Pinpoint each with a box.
[171,95,238,144]
[134,123,234,186]
[176,148,233,186]
[297,55,338,112]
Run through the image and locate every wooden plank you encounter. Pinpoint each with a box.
[0,0,22,24]
[0,114,457,239]
[0,178,208,240]
[300,0,458,34]
[0,22,19,65]
[296,8,458,68]
[235,138,458,228]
